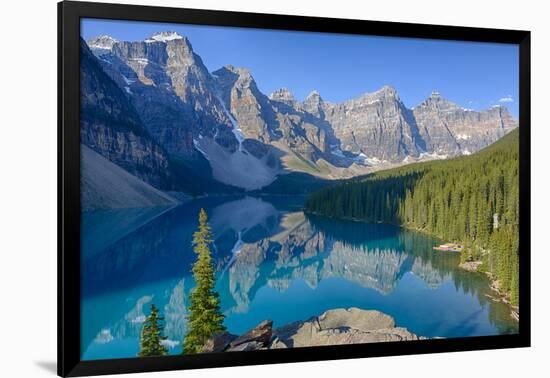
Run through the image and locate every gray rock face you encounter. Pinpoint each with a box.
[80,38,175,190]
[91,52,197,160]
[109,33,238,154]
[213,65,277,143]
[213,66,330,172]
[80,122,173,188]
[413,91,517,157]
[301,90,325,118]
[85,32,519,193]
[271,308,422,348]
[269,88,296,106]
[320,88,517,162]
[321,86,425,161]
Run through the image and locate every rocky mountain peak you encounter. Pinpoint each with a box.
[143,31,193,57]
[377,85,398,98]
[269,87,295,104]
[347,85,400,108]
[486,104,514,120]
[301,90,325,116]
[489,104,508,113]
[367,85,400,102]
[212,65,258,93]
[218,65,253,80]
[418,90,460,111]
[87,31,519,191]
[87,35,119,51]
[305,90,322,102]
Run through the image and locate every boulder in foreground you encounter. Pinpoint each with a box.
[227,320,273,351]
[202,332,237,353]
[271,307,423,349]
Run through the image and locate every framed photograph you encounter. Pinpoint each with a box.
[58,1,531,376]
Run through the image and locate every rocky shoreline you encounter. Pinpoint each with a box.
[202,308,424,353]
[458,261,519,321]
[458,261,483,272]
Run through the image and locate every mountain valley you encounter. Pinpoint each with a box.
[81,32,518,208]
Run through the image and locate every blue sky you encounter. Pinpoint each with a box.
[82,19,519,116]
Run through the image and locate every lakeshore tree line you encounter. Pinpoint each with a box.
[138,208,226,357]
[305,128,520,305]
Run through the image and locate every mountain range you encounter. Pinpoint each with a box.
[81,32,517,208]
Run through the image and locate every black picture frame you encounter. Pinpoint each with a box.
[58,1,531,376]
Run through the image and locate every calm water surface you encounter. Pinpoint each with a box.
[80,196,518,360]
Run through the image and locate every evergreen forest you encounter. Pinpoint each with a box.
[305,129,520,305]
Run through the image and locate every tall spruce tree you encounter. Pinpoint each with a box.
[138,304,168,357]
[183,209,225,354]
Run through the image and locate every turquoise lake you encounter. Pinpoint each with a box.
[80,195,518,360]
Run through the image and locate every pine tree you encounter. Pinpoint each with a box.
[138,304,168,357]
[183,209,225,354]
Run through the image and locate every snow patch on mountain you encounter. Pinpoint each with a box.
[121,75,135,85]
[419,151,448,160]
[215,92,245,151]
[87,35,118,52]
[330,144,346,158]
[231,231,244,255]
[456,133,471,140]
[193,138,208,157]
[128,58,150,65]
[148,31,184,42]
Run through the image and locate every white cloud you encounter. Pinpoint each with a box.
[498,95,514,103]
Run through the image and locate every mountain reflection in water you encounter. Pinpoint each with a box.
[80,196,518,360]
